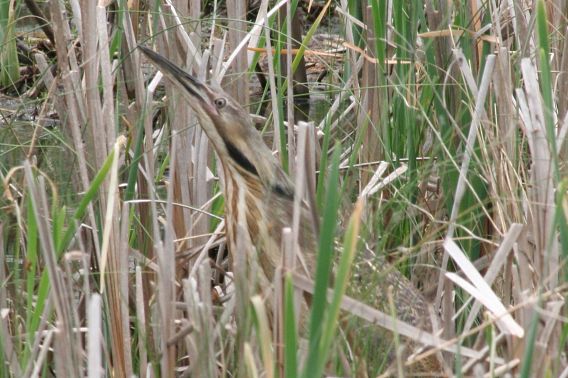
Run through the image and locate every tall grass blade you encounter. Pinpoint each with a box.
[302,145,342,378]
[57,140,122,254]
[283,273,298,378]
[0,0,19,87]
[317,198,363,372]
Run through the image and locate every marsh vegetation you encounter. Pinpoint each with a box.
[1,0,567,376]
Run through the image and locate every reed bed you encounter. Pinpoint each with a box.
[1,0,567,376]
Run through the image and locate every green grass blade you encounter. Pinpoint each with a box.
[536,0,559,181]
[519,295,541,378]
[317,199,363,370]
[284,273,298,378]
[302,145,342,378]
[22,199,39,366]
[57,145,117,254]
[125,117,146,202]
[0,0,19,87]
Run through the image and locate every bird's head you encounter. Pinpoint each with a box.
[139,46,293,196]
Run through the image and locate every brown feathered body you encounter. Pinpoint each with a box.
[140,46,441,374]
[222,155,316,282]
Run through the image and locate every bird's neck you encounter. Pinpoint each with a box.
[222,166,264,249]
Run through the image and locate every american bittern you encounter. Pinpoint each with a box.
[139,46,441,374]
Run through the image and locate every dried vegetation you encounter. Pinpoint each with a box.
[1,0,568,376]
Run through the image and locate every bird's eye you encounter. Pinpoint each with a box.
[214,98,226,108]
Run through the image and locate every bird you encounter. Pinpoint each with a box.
[139,45,442,374]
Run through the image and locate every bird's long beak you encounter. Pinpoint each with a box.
[138,45,216,116]
[139,45,284,185]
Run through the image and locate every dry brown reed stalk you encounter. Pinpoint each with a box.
[226,1,249,108]
[358,4,382,171]
[23,161,82,376]
[33,1,139,375]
